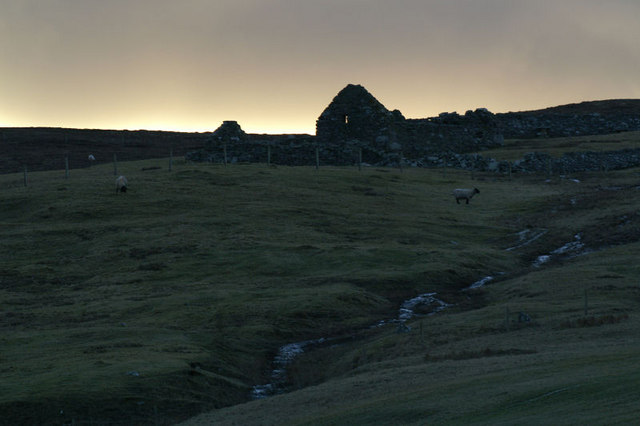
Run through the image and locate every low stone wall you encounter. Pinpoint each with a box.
[511,149,640,174]
[187,136,640,175]
[186,136,401,167]
[496,112,640,138]
[406,148,640,174]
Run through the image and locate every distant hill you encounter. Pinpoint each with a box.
[0,127,210,174]
[496,99,640,138]
[507,99,640,116]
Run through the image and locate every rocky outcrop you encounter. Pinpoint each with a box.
[497,100,640,138]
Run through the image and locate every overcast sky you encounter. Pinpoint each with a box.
[1,0,639,133]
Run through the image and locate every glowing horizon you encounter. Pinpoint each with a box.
[2,1,639,135]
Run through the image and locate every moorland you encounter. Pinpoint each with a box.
[1,131,640,425]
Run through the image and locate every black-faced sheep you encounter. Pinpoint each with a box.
[453,188,479,204]
[115,175,128,193]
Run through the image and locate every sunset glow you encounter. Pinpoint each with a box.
[2,0,639,134]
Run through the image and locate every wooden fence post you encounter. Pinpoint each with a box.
[315,147,320,170]
[223,143,228,167]
[23,165,28,187]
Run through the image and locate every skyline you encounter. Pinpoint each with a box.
[2,0,639,134]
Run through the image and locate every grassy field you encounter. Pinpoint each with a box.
[1,137,640,424]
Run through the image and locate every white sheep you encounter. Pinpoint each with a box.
[115,175,128,193]
[453,188,479,204]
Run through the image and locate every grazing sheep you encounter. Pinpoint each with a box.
[88,154,96,161]
[453,188,479,204]
[115,175,128,193]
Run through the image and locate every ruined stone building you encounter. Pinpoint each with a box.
[187,84,639,173]
[315,84,406,152]
[187,83,505,166]
[316,84,504,158]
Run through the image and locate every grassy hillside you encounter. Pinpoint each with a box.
[481,130,640,161]
[1,146,639,424]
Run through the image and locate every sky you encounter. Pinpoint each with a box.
[1,0,639,134]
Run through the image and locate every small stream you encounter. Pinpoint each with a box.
[532,233,589,267]
[251,338,328,399]
[251,230,592,400]
[250,291,453,399]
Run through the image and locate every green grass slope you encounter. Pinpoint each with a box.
[1,148,639,424]
[182,165,640,425]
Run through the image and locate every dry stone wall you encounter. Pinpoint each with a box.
[512,149,640,174]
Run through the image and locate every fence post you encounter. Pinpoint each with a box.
[23,165,28,187]
[65,156,69,179]
[113,154,118,176]
[223,143,228,167]
[315,147,319,170]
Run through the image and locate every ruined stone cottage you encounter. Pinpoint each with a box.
[188,83,505,166]
[316,84,406,150]
[316,84,503,158]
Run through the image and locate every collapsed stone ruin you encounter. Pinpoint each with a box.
[187,84,503,167]
[186,84,640,173]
